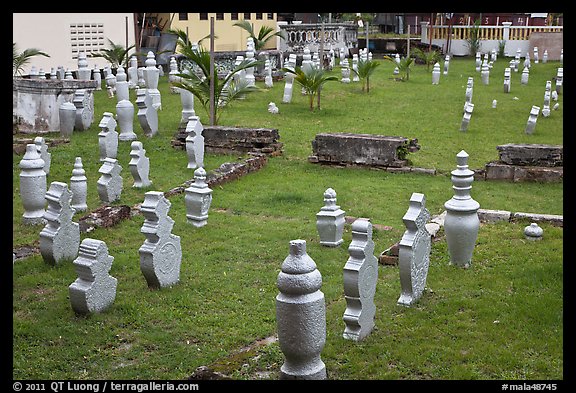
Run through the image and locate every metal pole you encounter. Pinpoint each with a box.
[125,16,129,67]
[320,22,324,69]
[407,25,410,58]
[365,21,369,55]
[209,17,215,126]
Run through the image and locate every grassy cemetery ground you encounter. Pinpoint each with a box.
[12,56,563,380]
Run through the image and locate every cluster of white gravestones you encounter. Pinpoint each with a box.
[275,150,481,379]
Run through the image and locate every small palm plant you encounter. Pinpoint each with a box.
[465,19,482,56]
[91,38,135,68]
[383,55,414,81]
[283,64,339,111]
[13,43,50,77]
[172,30,263,124]
[353,58,381,92]
[233,20,286,50]
[411,47,442,72]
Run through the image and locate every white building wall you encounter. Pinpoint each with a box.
[13,13,136,75]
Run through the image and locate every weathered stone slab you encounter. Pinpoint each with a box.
[496,143,563,167]
[309,133,419,168]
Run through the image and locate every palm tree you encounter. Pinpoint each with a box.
[283,64,339,111]
[172,30,263,124]
[91,38,135,68]
[383,55,414,81]
[353,58,381,92]
[233,20,286,50]
[465,19,482,57]
[412,47,442,72]
[13,43,50,77]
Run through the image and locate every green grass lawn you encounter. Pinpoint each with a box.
[13,56,563,380]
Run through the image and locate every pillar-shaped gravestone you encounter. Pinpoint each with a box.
[97,158,123,203]
[65,68,74,80]
[59,101,76,139]
[460,103,474,131]
[136,88,159,137]
[185,116,205,170]
[341,58,351,83]
[185,167,213,227]
[542,49,548,63]
[93,65,102,90]
[316,188,345,247]
[178,87,196,133]
[444,150,480,268]
[77,51,91,80]
[475,52,481,72]
[70,157,88,213]
[264,59,273,88]
[524,222,543,241]
[129,141,152,188]
[342,218,378,341]
[431,62,440,85]
[525,105,540,135]
[521,66,530,85]
[19,144,47,225]
[352,54,360,82]
[464,77,473,109]
[168,56,180,93]
[39,181,80,265]
[105,69,116,98]
[276,239,326,380]
[137,67,146,87]
[139,191,182,289]
[491,48,497,62]
[73,89,93,131]
[69,238,117,314]
[443,54,450,75]
[50,68,57,80]
[34,136,51,175]
[115,66,129,102]
[555,68,563,94]
[481,61,490,85]
[282,54,296,103]
[116,98,137,141]
[245,41,256,88]
[542,90,551,118]
[533,46,539,63]
[98,112,118,161]
[397,193,431,306]
[128,56,139,89]
[144,51,162,110]
[503,67,511,93]
[233,55,246,87]
[524,53,531,70]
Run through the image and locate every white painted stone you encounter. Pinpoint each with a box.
[136,88,159,137]
[115,66,129,102]
[69,238,117,314]
[116,99,137,141]
[144,51,162,110]
[128,56,139,89]
[185,167,213,227]
[59,101,76,139]
[97,158,123,203]
[19,144,47,225]
[443,54,450,75]
[39,181,80,265]
[34,136,51,175]
[98,112,118,161]
[521,66,529,85]
[397,193,431,306]
[503,67,511,93]
[481,61,490,85]
[92,65,102,90]
[343,218,378,341]
[432,62,440,85]
[179,87,196,132]
[282,54,297,103]
[70,157,88,213]
[316,188,345,247]
[268,102,279,114]
[525,105,540,135]
[185,116,205,170]
[73,89,93,131]
[276,240,326,380]
[524,222,543,240]
[129,141,152,188]
[460,103,474,131]
[341,58,351,83]
[139,191,182,288]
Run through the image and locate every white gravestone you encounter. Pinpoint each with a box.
[475,52,481,72]
[443,54,450,75]
[524,223,543,241]
[69,238,117,314]
[431,62,440,85]
[264,59,273,88]
[59,101,76,139]
[185,167,213,228]
[128,56,139,89]
[464,77,473,111]
[481,61,490,85]
[444,150,480,268]
[136,88,159,137]
[460,103,474,131]
[73,89,93,131]
[98,112,118,161]
[555,68,563,94]
[34,136,51,175]
[276,240,326,380]
[282,54,297,103]
[342,218,378,341]
[525,105,540,135]
[542,49,548,63]
[129,141,152,188]
[92,65,102,90]
[533,46,539,63]
[185,116,205,170]
[316,188,345,247]
[97,158,123,203]
[178,86,196,132]
[116,98,137,141]
[70,157,88,213]
[521,66,530,85]
[19,144,46,225]
[397,193,431,306]
[341,58,351,83]
[168,56,180,93]
[268,102,279,114]
[352,54,360,82]
[144,51,162,110]
[77,51,91,80]
[39,181,80,266]
[115,66,130,102]
[245,38,256,88]
[139,191,182,289]
[503,67,511,93]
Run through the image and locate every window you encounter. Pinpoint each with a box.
[256,13,263,20]
[216,13,224,20]
[70,22,105,59]
[178,13,188,21]
[267,13,274,20]
[231,13,239,20]
[199,13,208,20]
[244,13,251,20]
